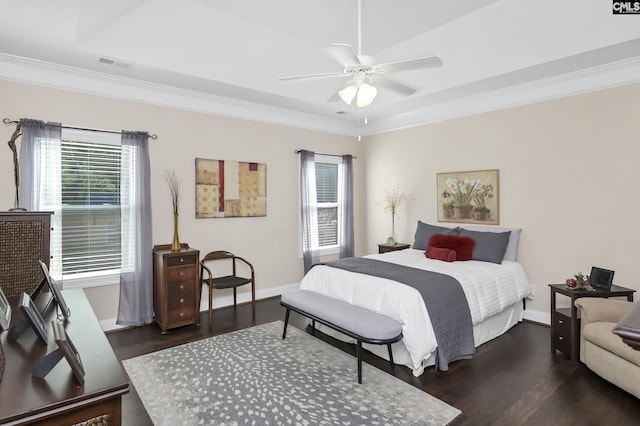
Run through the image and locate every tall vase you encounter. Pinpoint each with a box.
[171,213,181,251]
[386,214,397,246]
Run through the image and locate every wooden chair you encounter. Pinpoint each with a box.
[199,251,255,327]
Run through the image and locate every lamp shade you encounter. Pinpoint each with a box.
[338,85,358,105]
[356,83,377,107]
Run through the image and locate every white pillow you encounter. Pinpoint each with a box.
[459,225,522,262]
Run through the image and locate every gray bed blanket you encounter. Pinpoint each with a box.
[320,257,475,371]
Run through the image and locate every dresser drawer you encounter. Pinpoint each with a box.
[167,265,196,281]
[167,254,196,267]
[167,304,197,324]
[167,280,197,299]
[553,310,572,355]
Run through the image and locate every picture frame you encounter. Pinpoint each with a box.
[52,321,85,385]
[18,292,48,346]
[0,286,11,331]
[38,260,70,320]
[437,169,500,225]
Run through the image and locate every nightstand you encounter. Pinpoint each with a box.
[153,244,201,334]
[549,283,635,362]
[378,242,410,254]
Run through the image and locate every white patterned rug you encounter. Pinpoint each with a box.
[122,321,461,425]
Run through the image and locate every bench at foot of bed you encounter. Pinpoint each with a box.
[280,289,403,384]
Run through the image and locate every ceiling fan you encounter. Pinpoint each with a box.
[278,0,443,107]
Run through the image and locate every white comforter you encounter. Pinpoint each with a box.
[299,249,534,375]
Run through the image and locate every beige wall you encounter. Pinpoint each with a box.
[2,78,638,322]
[363,82,640,315]
[0,80,365,322]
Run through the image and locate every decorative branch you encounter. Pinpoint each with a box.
[163,169,181,214]
[7,122,23,210]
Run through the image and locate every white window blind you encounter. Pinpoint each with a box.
[60,139,122,276]
[315,161,339,247]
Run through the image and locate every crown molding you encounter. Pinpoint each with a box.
[363,57,640,136]
[1,53,638,138]
[0,53,358,137]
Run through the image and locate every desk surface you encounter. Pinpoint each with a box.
[0,289,129,424]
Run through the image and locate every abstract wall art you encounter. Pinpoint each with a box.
[195,158,267,218]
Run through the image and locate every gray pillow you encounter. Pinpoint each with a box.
[458,228,511,264]
[413,221,459,250]
[461,225,522,261]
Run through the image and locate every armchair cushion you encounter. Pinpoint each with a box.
[575,298,633,324]
[583,321,640,368]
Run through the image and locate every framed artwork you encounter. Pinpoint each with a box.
[195,158,267,218]
[52,321,85,385]
[437,169,499,225]
[0,286,11,331]
[39,260,70,320]
[19,292,48,346]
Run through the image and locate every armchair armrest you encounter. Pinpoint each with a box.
[575,298,633,324]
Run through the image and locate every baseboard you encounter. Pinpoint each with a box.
[100,282,301,332]
[523,308,550,326]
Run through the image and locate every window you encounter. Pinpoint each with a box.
[60,137,122,277]
[315,161,339,247]
[43,129,135,287]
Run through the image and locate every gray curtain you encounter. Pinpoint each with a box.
[117,131,154,326]
[299,150,320,274]
[18,119,64,279]
[339,155,354,258]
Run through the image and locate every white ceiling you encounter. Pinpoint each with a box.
[1,0,639,136]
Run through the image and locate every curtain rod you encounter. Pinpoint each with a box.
[295,149,357,159]
[3,118,158,139]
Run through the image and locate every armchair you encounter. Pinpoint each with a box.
[575,298,640,398]
[200,251,255,327]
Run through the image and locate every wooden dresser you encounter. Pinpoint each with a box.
[152,244,201,334]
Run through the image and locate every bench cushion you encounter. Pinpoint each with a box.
[281,289,402,341]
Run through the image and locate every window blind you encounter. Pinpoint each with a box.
[59,139,122,276]
[315,162,339,247]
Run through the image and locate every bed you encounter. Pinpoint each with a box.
[298,221,535,377]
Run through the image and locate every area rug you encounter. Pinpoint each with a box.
[122,321,461,425]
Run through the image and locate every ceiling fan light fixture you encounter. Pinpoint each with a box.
[338,84,358,105]
[356,83,377,107]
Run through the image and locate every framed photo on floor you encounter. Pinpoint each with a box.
[19,292,48,345]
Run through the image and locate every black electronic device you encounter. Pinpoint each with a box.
[589,266,615,290]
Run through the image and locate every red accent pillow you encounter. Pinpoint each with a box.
[427,234,475,261]
[425,246,457,262]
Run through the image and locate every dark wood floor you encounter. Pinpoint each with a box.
[107,297,640,425]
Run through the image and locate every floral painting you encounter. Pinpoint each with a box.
[437,169,499,224]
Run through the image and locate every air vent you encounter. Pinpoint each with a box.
[98,56,131,69]
[336,111,347,115]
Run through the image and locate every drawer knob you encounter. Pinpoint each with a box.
[180,258,184,263]
[179,271,184,276]
[558,336,564,341]
[558,320,564,324]
[179,312,184,317]
[179,298,184,304]
[180,284,184,290]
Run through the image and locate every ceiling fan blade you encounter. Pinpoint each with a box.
[279,72,346,82]
[376,55,443,74]
[375,77,417,97]
[326,43,361,68]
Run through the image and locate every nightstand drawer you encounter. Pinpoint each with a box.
[167,265,196,281]
[167,254,196,267]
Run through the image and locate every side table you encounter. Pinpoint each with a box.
[549,283,635,363]
[378,242,410,254]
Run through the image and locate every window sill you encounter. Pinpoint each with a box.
[62,273,120,290]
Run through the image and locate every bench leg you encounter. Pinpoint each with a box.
[387,344,395,370]
[282,308,290,340]
[357,340,363,384]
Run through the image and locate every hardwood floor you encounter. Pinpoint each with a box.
[107,297,640,425]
